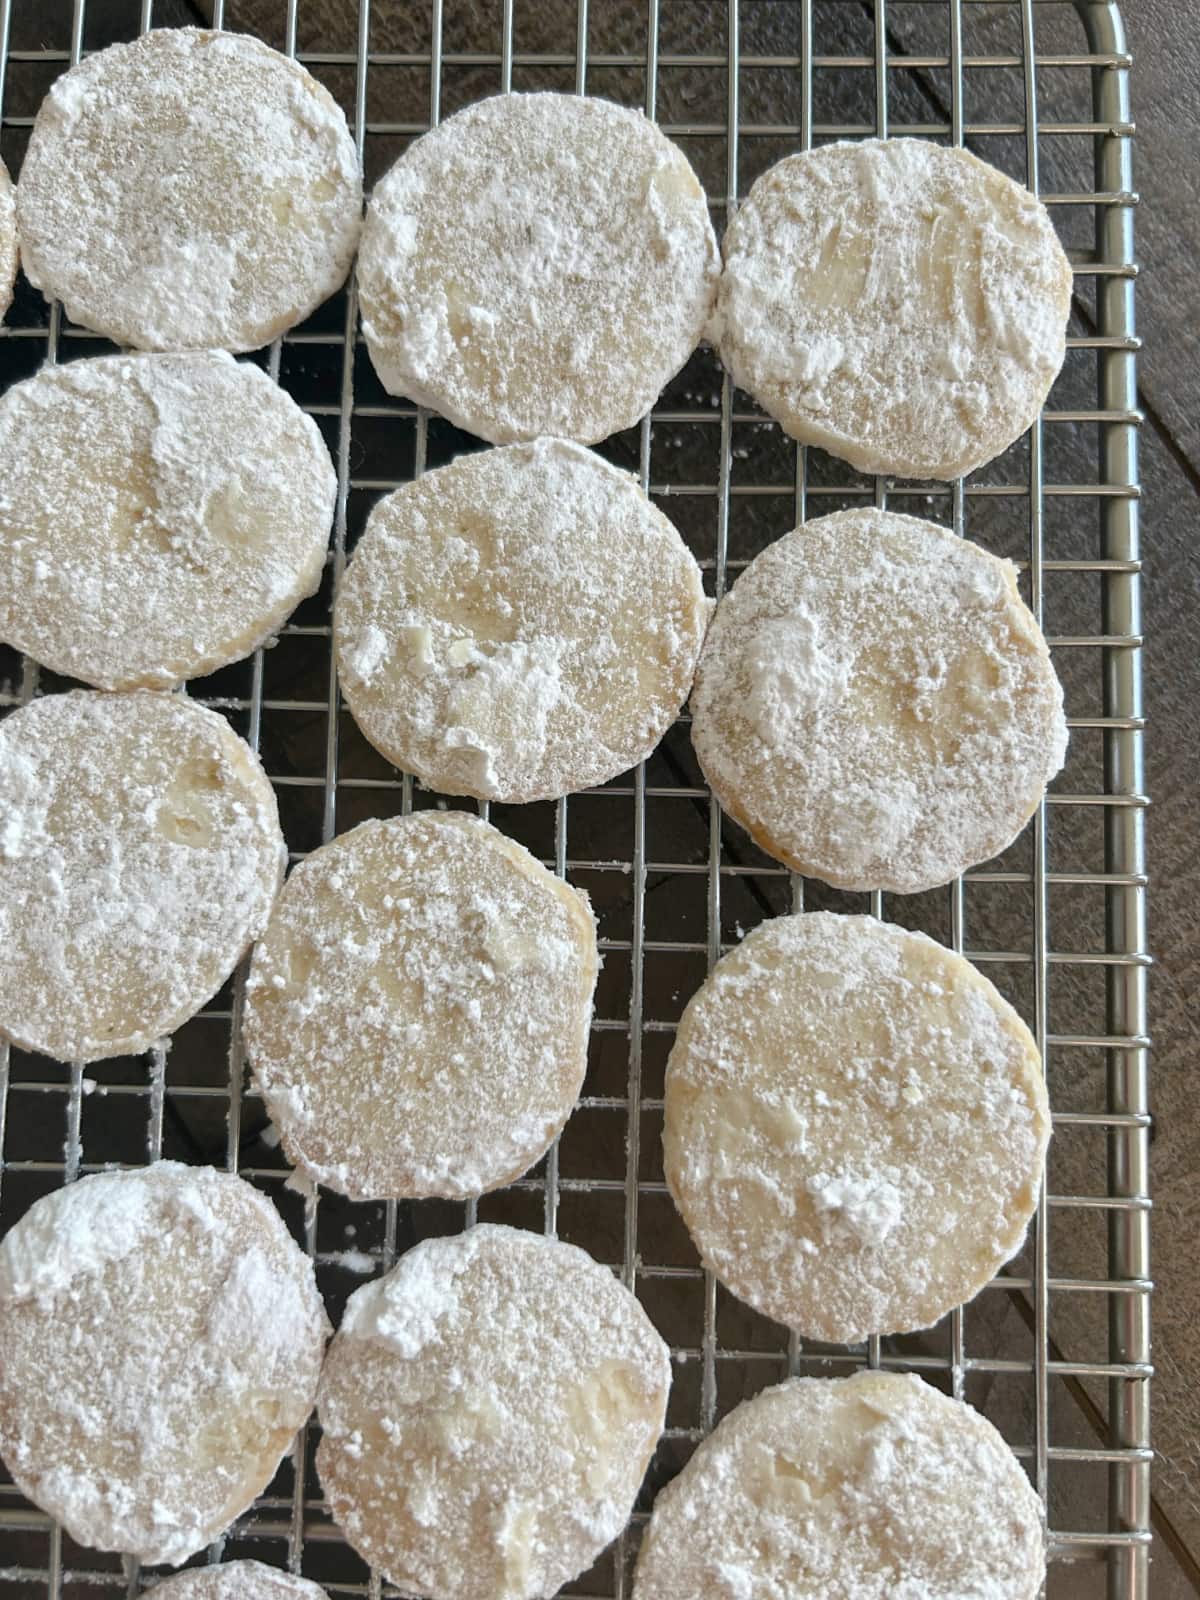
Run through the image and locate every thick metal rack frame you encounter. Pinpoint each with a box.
[0,1,1148,1597]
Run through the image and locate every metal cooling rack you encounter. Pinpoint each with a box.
[0,1,1148,1597]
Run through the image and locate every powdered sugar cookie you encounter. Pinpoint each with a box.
[717,139,1072,480]
[0,690,285,1062]
[691,509,1066,893]
[16,29,361,352]
[0,1162,329,1566]
[0,159,16,321]
[633,1371,1044,1600]
[358,92,719,444]
[318,1225,670,1600]
[245,811,598,1200]
[335,438,709,803]
[0,352,335,690]
[147,1564,330,1600]
[663,913,1049,1343]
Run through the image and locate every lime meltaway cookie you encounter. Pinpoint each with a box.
[0,351,335,690]
[663,912,1050,1343]
[717,139,1072,480]
[335,438,709,803]
[0,690,285,1062]
[690,509,1067,893]
[0,158,16,321]
[358,92,719,444]
[634,1372,1044,1600]
[318,1225,670,1600]
[146,1565,330,1600]
[0,1163,329,1566]
[245,811,598,1201]
[16,29,361,352]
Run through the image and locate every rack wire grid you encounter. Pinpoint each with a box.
[0,0,1147,1596]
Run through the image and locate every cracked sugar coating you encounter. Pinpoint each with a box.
[0,352,335,690]
[335,438,709,803]
[633,1371,1045,1600]
[717,139,1072,480]
[0,159,16,321]
[0,690,285,1062]
[318,1225,670,1600]
[357,92,719,444]
[16,28,362,352]
[245,811,598,1200]
[691,509,1067,893]
[663,913,1050,1343]
[0,1163,330,1567]
[146,1563,330,1600]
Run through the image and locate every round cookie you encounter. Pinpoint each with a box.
[690,509,1067,893]
[0,690,285,1062]
[16,29,361,352]
[0,158,17,321]
[717,139,1072,480]
[317,1225,670,1600]
[663,912,1050,1343]
[147,1564,330,1600]
[335,438,709,803]
[633,1371,1045,1600]
[245,810,598,1200]
[0,1162,329,1566]
[358,92,719,444]
[0,351,335,690]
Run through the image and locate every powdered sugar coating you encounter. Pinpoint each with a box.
[146,1563,330,1600]
[16,29,361,352]
[318,1225,670,1600]
[245,811,598,1200]
[633,1372,1045,1600]
[0,159,16,321]
[335,438,709,803]
[691,509,1067,893]
[717,139,1072,480]
[663,913,1050,1342]
[358,92,719,444]
[0,1163,329,1566]
[0,352,335,690]
[0,690,285,1062]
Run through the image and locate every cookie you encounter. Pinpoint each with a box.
[317,1225,670,1600]
[0,690,285,1062]
[0,351,334,689]
[663,912,1050,1342]
[358,92,718,444]
[16,28,361,351]
[690,509,1067,893]
[717,139,1072,479]
[634,1372,1044,1600]
[0,1163,329,1565]
[146,1565,330,1600]
[245,810,598,1200]
[0,158,17,321]
[335,438,709,803]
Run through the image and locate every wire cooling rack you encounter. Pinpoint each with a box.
[0,1,1147,1597]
